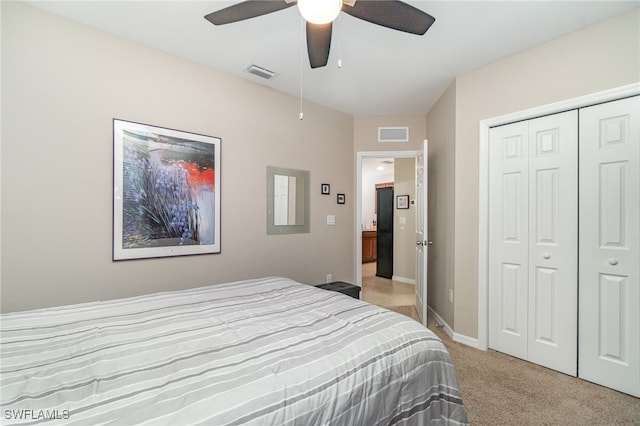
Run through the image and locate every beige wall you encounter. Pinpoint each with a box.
[353,116,427,152]
[353,117,424,283]
[393,158,416,282]
[452,8,640,338]
[4,2,637,327]
[1,2,355,313]
[425,81,456,327]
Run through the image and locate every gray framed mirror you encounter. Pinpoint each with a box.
[267,166,310,234]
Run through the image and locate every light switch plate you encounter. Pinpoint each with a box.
[327,215,335,225]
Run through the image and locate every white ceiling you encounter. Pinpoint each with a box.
[363,157,394,179]
[27,1,639,116]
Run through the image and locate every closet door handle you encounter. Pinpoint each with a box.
[542,253,551,260]
[608,258,618,266]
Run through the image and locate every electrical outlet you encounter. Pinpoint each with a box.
[326,274,332,283]
[448,289,454,304]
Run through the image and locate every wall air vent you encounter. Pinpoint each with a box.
[245,64,277,80]
[378,127,409,142]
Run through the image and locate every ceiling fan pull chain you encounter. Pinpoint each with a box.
[337,14,343,68]
[299,16,304,121]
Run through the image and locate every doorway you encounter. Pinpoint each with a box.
[360,158,394,284]
[356,151,418,288]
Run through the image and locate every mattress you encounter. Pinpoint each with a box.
[1,277,468,425]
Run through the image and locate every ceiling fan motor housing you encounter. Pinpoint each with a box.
[205,0,435,69]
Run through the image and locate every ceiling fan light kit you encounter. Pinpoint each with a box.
[204,0,435,69]
[298,0,343,25]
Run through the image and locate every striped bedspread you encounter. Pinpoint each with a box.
[1,277,468,425]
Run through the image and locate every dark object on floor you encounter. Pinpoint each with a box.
[315,281,361,299]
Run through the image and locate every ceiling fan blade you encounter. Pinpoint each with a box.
[205,0,295,25]
[306,22,332,69]
[343,0,435,35]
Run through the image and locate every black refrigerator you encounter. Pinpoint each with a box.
[375,186,394,279]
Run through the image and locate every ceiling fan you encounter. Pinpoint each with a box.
[204,0,435,69]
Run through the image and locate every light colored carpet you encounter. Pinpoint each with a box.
[360,263,640,425]
[428,317,640,425]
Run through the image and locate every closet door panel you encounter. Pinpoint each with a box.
[579,96,639,397]
[527,111,578,376]
[489,122,529,360]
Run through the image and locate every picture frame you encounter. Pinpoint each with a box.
[337,193,346,204]
[113,119,221,260]
[321,183,330,195]
[397,194,409,209]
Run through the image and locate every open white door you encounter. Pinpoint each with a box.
[415,140,428,326]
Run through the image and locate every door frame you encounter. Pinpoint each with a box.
[356,150,418,287]
[477,82,640,350]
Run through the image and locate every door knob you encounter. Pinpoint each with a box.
[608,258,618,266]
[543,253,551,259]
[427,241,434,245]
[416,241,423,246]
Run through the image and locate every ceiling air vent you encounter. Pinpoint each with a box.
[378,127,409,142]
[245,64,276,80]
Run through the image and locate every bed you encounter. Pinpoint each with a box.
[1,277,468,425]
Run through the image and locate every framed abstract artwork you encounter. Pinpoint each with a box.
[396,194,409,209]
[113,119,221,260]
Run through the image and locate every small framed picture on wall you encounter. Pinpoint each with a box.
[337,193,345,204]
[321,183,330,195]
[396,195,409,209]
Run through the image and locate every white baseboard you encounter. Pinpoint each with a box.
[452,332,480,349]
[427,306,454,339]
[392,275,415,285]
[428,306,481,350]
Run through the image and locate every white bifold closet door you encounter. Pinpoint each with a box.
[579,96,640,397]
[489,110,578,376]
